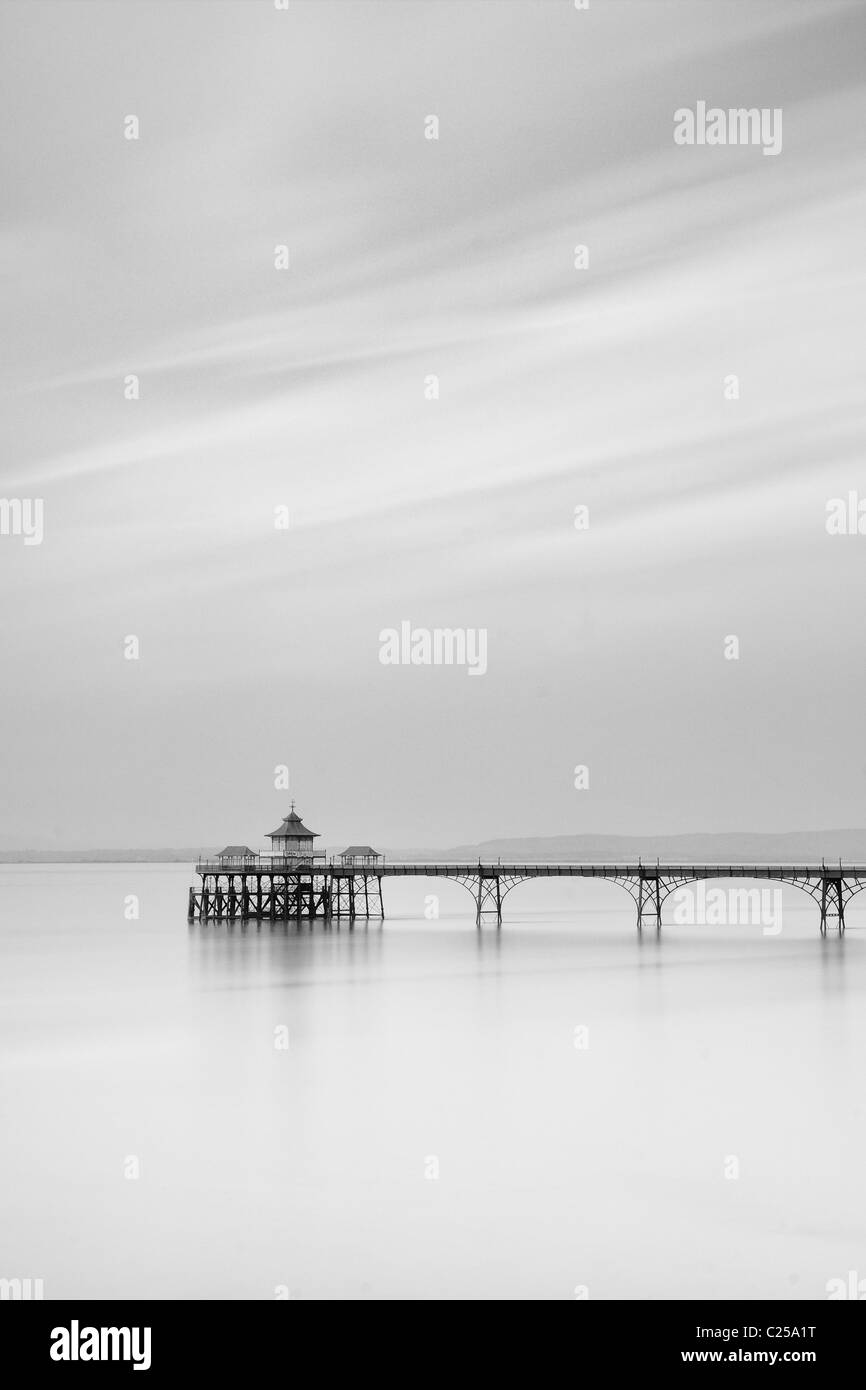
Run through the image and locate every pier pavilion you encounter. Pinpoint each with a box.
[340,846,382,867]
[265,805,324,862]
[216,845,256,866]
[191,803,384,924]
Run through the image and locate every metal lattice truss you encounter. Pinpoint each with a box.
[330,873,383,922]
[190,871,383,924]
[611,869,866,934]
[776,872,866,936]
[443,867,866,933]
[609,871,697,932]
[450,871,531,926]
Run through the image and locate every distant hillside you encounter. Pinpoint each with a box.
[0,849,215,864]
[384,830,866,864]
[1,831,864,864]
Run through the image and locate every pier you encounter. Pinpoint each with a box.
[188,853,866,934]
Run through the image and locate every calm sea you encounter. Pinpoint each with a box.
[1,864,864,1300]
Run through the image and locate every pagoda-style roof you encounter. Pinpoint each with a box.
[342,846,380,858]
[266,808,319,840]
[217,845,255,858]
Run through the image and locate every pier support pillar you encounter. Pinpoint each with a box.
[820,876,845,936]
[362,873,383,920]
[474,871,503,928]
[637,871,662,933]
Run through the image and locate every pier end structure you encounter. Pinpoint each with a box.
[189,804,385,924]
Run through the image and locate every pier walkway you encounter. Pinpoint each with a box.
[189,859,866,933]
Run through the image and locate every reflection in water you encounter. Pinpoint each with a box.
[0,865,864,1300]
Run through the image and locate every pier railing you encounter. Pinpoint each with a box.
[195,854,327,872]
[194,857,866,876]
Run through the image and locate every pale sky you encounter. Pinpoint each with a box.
[1,0,865,849]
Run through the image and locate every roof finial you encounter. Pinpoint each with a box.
[290,799,295,813]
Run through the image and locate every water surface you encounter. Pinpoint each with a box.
[1,865,863,1300]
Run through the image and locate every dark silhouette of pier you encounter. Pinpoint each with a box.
[188,858,866,934]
